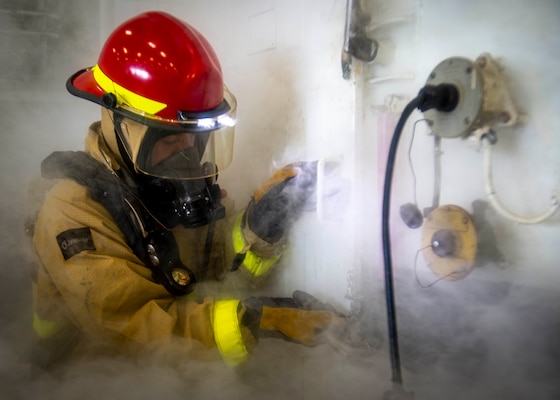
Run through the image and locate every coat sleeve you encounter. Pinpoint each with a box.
[33,179,251,364]
[230,210,284,280]
[229,162,318,283]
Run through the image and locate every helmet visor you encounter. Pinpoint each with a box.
[115,90,236,180]
[136,126,234,180]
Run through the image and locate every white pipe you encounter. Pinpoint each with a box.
[366,73,415,85]
[482,137,559,224]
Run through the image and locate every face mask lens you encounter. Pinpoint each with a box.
[120,113,234,180]
[142,132,207,179]
[149,133,196,167]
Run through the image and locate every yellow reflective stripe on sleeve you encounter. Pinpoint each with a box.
[92,64,167,115]
[232,213,281,277]
[213,300,248,366]
[33,313,63,339]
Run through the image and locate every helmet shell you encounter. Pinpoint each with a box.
[68,11,225,119]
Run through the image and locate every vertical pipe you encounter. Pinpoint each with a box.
[343,0,355,54]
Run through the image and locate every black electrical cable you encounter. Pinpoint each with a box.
[381,83,458,398]
[381,96,421,389]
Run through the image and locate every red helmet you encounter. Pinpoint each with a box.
[67,11,236,180]
[68,10,234,120]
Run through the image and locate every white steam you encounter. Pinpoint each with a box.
[1,1,560,400]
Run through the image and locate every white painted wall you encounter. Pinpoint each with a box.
[356,2,560,398]
[360,0,560,290]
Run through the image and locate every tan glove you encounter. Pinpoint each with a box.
[246,162,317,244]
[241,290,346,347]
[259,307,338,346]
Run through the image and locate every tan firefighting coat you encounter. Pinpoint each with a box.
[32,122,275,366]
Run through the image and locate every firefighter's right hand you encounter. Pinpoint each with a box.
[241,290,347,347]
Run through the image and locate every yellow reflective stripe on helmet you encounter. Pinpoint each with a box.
[92,64,167,115]
[33,313,62,339]
[213,300,248,366]
[232,213,280,277]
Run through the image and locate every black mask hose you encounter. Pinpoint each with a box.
[380,83,458,398]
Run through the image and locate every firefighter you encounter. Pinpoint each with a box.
[31,11,347,368]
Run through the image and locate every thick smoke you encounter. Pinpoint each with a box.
[1,1,560,400]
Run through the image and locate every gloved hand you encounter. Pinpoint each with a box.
[246,161,318,244]
[241,290,346,347]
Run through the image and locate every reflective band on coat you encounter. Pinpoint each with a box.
[33,313,62,339]
[213,300,248,366]
[93,64,167,115]
[231,213,280,277]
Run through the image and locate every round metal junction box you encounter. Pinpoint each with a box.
[423,57,484,138]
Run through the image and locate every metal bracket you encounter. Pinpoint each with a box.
[342,0,378,79]
[422,53,520,138]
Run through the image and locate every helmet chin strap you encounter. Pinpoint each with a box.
[99,108,128,168]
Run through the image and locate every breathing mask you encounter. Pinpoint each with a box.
[111,105,235,229]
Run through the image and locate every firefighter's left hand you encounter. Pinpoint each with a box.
[245,161,317,244]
